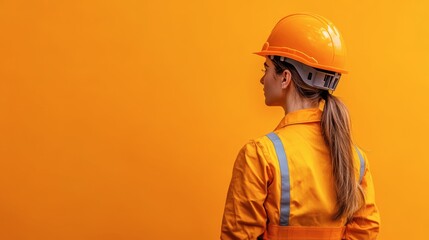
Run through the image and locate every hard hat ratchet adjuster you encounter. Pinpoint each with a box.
[270,55,341,91]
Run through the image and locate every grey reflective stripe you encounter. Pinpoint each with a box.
[355,147,365,184]
[266,132,290,226]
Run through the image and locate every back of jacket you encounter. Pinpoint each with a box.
[221,108,380,240]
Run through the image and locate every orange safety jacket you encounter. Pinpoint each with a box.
[221,108,380,240]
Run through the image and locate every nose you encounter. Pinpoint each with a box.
[260,76,264,85]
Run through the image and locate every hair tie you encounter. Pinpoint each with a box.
[321,91,330,100]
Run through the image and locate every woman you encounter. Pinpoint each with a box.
[221,13,380,240]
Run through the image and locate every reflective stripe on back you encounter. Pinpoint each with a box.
[266,132,290,226]
[355,147,365,184]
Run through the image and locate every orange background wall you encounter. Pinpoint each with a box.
[1,0,428,239]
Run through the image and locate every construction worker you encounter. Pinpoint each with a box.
[221,13,380,240]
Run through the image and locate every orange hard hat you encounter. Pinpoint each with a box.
[255,13,347,74]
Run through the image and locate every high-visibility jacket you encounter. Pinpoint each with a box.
[221,108,380,240]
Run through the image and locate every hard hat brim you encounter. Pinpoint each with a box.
[253,51,348,74]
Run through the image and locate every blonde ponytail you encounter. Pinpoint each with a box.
[321,94,363,220]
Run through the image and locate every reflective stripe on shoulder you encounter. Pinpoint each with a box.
[266,132,290,226]
[355,147,365,184]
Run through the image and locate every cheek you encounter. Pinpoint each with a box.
[268,76,284,100]
[267,75,280,91]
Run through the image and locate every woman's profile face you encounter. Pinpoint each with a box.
[260,57,284,106]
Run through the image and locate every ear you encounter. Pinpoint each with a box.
[281,69,292,90]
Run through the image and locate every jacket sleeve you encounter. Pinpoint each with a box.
[344,150,381,240]
[220,140,271,240]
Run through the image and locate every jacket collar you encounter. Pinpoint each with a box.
[275,108,322,130]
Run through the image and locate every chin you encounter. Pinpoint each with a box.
[265,99,274,106]
[265,98,281,106]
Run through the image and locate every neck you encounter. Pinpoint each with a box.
[282,91,318,115]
